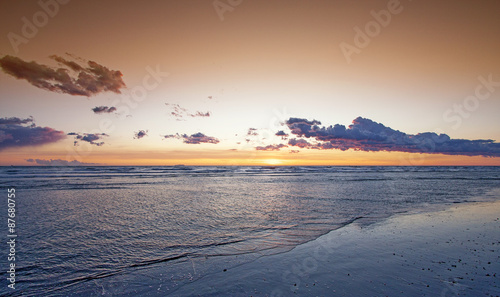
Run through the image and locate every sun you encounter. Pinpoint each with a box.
[264,159,283,165]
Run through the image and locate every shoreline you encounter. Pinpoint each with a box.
[13,185,499,296]
[169,199,500,296]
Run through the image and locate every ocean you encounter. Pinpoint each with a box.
[1,166,499,296]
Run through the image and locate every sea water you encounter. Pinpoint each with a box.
[0,166,499,296]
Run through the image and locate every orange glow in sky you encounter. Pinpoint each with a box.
[1,0,499,166]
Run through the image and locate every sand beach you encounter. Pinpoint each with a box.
[170,200,500,296]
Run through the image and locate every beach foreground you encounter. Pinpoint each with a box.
[170,200,500,296]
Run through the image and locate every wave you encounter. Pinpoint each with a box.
[3,165,499,179]
[161,239,245,251]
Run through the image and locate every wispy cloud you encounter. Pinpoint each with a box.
[68,132,108,146]
[92,106,117,114]
[25,158,100,166]
[285,117,500,157]
[0,54,126,96]
[0,116,65,150]
[247,128,258,136]
[163,132,220,144]
[165,103,210,120]
[255,144,288,151]
[134,130,148,139]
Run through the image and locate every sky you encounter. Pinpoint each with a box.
[0,0,499,166]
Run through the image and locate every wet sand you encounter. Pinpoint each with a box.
[170,200,500,296]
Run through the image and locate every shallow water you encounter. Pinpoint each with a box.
[1,166,499,296]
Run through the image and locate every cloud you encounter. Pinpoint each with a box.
[165,103,211,119]
[275,130,289,140]
[289,150,300,154]
[287,138,312,148]
[50,55,84,72]
[284,117,500,157]
[92,106,117,114]
[0,131,12,142]
[286,118,322,137]
[69,132,108,146]
[0,117,35,125]
[193,111,211,117]
[247,128,258,136]
[25,158,100,166]
[0,117,65,150]
[134,130,148,139]
[0,54,126,96]
[163,132,220,144]
[255,144,288,151]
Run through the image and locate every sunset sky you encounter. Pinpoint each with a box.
[1,0,499,166]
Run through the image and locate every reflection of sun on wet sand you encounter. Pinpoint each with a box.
[173,200,500,296]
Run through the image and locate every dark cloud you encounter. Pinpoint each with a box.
[165,103,211,119]
[287,138,312,148]
[50,55,84,72]
[92,106,117,114]
[285,117,500,157]
[163,132,220,144]
[255,144,287,151]
[69,132,108,146]
[25,158,100,166]
[289,150,300,154]
[275,130,289,140]
[286,118,322,137]
[0,117,65,150]
[0,54,126,96]
[134,130,148,139]
[0,116,34,125]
